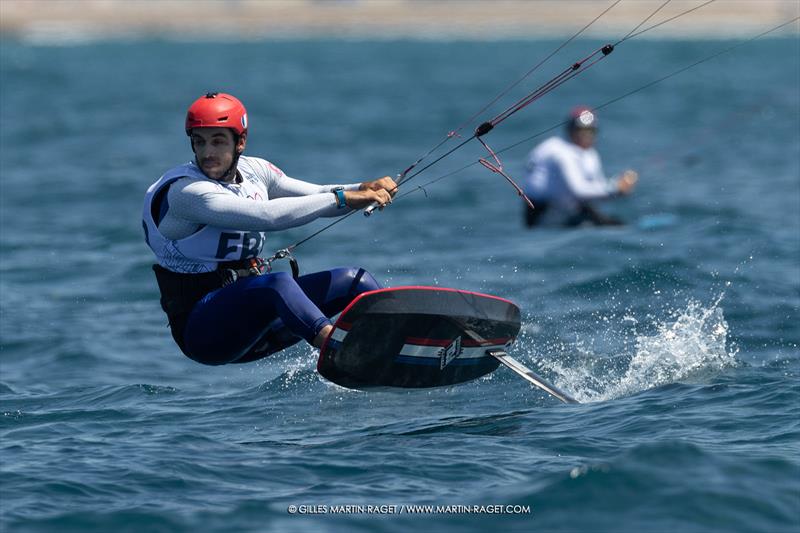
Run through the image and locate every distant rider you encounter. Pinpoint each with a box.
[523,107,637,227]
[143,92,396,365]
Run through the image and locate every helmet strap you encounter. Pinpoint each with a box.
[217,133,241,182]
[189,130,244,182]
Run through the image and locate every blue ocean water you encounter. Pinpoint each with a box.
[1,32,799,533]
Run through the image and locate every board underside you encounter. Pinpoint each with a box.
[317,287,521,388]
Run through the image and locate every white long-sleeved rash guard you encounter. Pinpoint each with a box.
[142,156,360,273]
[523,136,617,223]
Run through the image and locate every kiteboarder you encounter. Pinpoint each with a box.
[142,92,396,365]
[522,107,638,227]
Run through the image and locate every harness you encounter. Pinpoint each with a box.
[152,250,301,354]
[152,257,267,354]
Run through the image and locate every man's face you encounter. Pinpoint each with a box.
[190,127,243,180]
[570,128,597,150]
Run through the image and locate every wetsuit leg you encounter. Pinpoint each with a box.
[182,267,381,365]
[295,267,381,317]
[583,203,624,226]
[232,267,381,364]
[524,201,547,227]
[565,203,623,227]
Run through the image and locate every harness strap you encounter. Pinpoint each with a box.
[218,257,267,286]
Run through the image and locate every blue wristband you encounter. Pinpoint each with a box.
[333,187,346,209]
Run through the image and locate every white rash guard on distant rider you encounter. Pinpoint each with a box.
[523,136,617,223]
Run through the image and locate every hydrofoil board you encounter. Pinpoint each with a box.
[317,286,577,403]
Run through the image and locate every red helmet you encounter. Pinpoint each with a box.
[567,106,598,130]
[185,92,248,136]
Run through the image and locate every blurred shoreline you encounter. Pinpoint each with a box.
[1,0,798,44]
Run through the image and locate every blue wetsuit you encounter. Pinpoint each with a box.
[183,267,380,365]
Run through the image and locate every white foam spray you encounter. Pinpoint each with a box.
[534,294,738,403]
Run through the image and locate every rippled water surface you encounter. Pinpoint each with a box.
[1,33,799,533]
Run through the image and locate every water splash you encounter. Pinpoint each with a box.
[539,295,738,403]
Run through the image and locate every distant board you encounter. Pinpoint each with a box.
[317,286,521,388]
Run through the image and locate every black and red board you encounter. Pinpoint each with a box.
[318,286,520,388]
